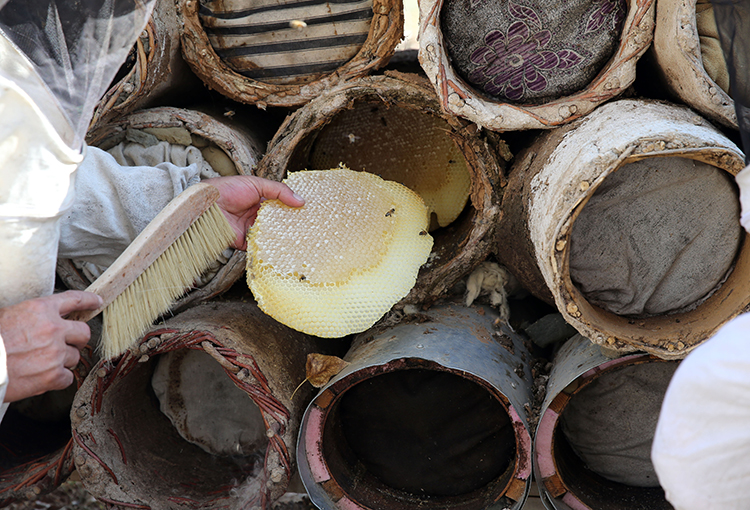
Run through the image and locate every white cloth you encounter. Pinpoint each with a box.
[107,138,218,178]
[735,164,750,232]
[652,313,750,509]
[58,144,203,272]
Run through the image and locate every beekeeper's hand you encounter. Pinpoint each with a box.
[204,175,305,251]
[0,290,103,402]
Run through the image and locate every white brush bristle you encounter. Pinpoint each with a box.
[99,205,235,359]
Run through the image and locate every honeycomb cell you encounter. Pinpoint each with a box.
[246,169,434,338]
[308,102,471,230]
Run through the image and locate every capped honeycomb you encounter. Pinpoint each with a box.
[246,168,434,338]
[308,102,471,231]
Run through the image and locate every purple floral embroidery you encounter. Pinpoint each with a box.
[586,0,626,33]
[508,1,541,27]
[468,17,584,101]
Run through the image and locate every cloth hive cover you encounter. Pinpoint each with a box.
[560,361,678,487]
[440,0,626,103]
[200,0,373,84]
[151,349,268,457]
[697,0,729,94]
[568,157,741,317]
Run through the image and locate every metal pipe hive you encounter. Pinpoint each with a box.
[297,301,534,510]
[534,334,678,510]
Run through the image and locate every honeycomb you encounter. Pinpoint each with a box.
[308,102,471,231]
[246,168,434,338]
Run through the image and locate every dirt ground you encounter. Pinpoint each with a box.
[3,479,547,510]
[3,479,318,510]
[4,480,104,510]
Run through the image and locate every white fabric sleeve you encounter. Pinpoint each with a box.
[57,145,202,270]
[652,313,750,510]
[735,164,750,232]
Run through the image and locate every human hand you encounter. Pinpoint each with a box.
[203,175,305,250]
[0,291,103,403]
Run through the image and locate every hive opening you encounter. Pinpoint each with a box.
[322,367,517,508]
[568,156,742,318]
[438,0,627,104]
[552,360,678,509]
[87,352,264,498]
[110,42,139,93]
[308,100,472,231]
[0,385,76,467]
[291,98,475,253]
[198,0,373,85]
[151,350,268,458]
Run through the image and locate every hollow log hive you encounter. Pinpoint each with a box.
[2,0,744,509]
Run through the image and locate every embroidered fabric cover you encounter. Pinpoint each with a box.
[440,0,626,103]
[200,0,373,85]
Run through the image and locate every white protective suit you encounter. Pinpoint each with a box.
[651,164,750,509]
[0,36,81,308]
[0,143,205,419]
[0,140,205,419]
[0,0,157,418]
[0,36,83,417]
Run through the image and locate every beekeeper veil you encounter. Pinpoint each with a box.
[0,0,154,306]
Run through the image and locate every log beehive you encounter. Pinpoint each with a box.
[256,73,506,308]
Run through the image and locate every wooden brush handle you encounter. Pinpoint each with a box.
[67,183,222,322]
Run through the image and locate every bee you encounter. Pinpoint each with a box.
[299,274,307,281]
[385,208,395,217]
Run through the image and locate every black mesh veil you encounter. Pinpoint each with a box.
[712,0,750,163]
[0,0,155,150]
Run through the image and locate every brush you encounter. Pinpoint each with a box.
[68,182,236,359]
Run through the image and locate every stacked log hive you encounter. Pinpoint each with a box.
[2,0,738,508]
